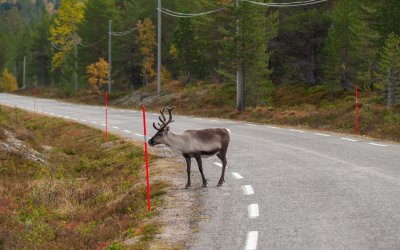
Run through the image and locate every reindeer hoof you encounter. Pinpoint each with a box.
[185,184,191,189]
[202,183,208,188]
[217,179,225,186]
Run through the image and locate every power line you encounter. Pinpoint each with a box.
[50,42,65,50]
[78,38,106,47]
[242,0,328,7]
[110,27,137,36]
[160,6,227,17]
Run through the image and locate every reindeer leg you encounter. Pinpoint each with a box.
[217,153,227,186]
[184,156,191,189]
[195,156,208,187]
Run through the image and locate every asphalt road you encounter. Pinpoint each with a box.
[1,93,400,250]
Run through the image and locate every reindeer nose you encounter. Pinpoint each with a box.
[148,139,154,146]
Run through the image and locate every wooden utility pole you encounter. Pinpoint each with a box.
[236,0,245,112]
[108,19,112,94]
[74,33,78,91]
[157,0,162,97]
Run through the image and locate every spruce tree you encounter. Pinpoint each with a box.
[378,33,400,107]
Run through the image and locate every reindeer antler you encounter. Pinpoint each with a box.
[153,106,175,131]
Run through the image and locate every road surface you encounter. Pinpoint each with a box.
[1,93,400,250]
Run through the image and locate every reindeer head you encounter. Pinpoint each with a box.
[148,107,175,147]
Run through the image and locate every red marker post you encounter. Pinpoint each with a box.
[142,105,151,212]
[105,91,109,142]
[355,86,359,136]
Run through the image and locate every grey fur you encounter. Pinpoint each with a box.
[149,108,230,188]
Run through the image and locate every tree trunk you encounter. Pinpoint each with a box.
[309,45,317,86]
[185,69,191,85]
[387,69,395,107]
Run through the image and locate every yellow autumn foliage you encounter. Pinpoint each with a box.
[86,58,109,95]
[49,0,85,71]
[137,18,156,85]
[0,68,18,92]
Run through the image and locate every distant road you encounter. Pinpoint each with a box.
[2,93,400,250]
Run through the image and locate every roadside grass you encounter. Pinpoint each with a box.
[12,81,400,142]
[0,105,166,249]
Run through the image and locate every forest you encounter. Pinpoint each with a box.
[0,0,400,110]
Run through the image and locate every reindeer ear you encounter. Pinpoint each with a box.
[164,126,170,133]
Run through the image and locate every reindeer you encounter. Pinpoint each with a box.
[148,107,230,188]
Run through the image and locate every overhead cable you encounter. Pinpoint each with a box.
[242,0,328,7]
[110,27,137,37]
[50,42,65,50]
[160,6,226,17]
[78,38,106,47]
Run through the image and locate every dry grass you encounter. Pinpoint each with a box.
[0,106,167,249]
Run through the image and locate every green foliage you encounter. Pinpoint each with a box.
[78,0,116,84]
[240,1,278,106]
[377,33,400,107]
[2,0,400,111]
[171,18,205,84]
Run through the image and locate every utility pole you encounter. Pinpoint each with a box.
[74,33,78,91]
[236,0,245,112]
[23,56,26,89]
[157,0,162,97]
[108,19,112,94]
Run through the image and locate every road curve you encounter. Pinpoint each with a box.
[1,93,400,250]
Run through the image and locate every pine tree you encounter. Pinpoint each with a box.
[377,33,400,107]
[323,0,378,91]
[374,0,400,39]
[279,8,330,86]
[216,1,278,109]
[78,0,116,81]
[239,1,279,107]
[171,18,203,84]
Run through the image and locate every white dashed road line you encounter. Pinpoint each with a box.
[248,204,259,219]
[112,126,120,129]
[341,137,358,142]
[242,185,255,195]
[266,126,279,129]
[246,124,257,127]
[135,133,143,137]
[81,119,87,122]
[232,172,244,179]
[90,121,97,124]
[245,231,259,250]
[123,130,131,133]
[314,133,330,137]
[214,162,223,168]
[369,143,387,147]
[290,129,305,133]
